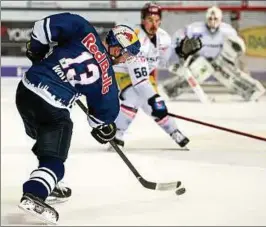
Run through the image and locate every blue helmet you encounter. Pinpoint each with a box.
[105,25,141,56]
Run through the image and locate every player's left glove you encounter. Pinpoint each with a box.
[148,94,168,119]
[91,123,117,144]
[26,41,46,64]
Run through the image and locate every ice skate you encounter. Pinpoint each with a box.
[18,193,59,225]
[46,181,72,205]
[170,129,190,149]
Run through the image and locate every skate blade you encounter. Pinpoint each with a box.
[182,146,190,151]
[46,197,69,205]
[18,203,58,225]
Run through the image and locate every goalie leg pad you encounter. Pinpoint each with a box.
[233,73,266,101]
[165,56,214,102]
[181,60,212,103]
[163,64,188,98]
[248,80,266,101]
[212,61,266,101]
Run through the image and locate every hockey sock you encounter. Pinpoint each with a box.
[155,115,180,135]
[115,104,138,140]
[23,157,65,200]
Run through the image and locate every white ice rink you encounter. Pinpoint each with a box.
[1,78,266,226]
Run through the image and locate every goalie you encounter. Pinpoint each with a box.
[163,6,265,102]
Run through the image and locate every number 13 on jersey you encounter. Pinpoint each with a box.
[58,51,112,94]
[59,52,100,86]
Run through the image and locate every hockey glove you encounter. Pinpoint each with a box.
[148,94,168,119]
[26,41,46,64]
[176,36,202,59]
[91,123,117,144]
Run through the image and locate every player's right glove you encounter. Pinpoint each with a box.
[148,94,168,119]
[91,123,117,144]
[176,36,202,59]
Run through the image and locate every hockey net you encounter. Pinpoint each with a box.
[159,1,266,93]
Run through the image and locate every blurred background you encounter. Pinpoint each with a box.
[1,3,266,225]
[1,0,266,91]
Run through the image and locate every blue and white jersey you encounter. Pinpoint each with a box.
[22,12,119,125]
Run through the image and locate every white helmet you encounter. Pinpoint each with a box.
[205,6,223,33]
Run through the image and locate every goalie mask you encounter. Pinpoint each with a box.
[205,6,223,33]
[105,24,141,61]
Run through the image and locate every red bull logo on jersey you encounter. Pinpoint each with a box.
[82,33,106,62]
[82,33,112,94]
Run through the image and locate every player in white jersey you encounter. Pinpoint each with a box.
[163,6,265,101]
[110,2,202,149]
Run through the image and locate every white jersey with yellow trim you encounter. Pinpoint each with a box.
[114,24,172,87]
[172,21,238,60]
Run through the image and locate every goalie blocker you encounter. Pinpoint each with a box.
[164,35,265,102]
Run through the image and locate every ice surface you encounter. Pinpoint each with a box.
[1,78,266,225]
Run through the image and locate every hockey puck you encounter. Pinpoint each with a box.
[175,187,186,196]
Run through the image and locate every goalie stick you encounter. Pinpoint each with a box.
[76,99,183,191]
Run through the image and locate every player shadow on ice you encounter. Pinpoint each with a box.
[111,147,190,152]
[78,147,190,153]
[60,192,184,224]
[168,96,249,103]
[2,212,47,226]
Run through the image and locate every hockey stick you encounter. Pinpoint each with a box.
[168,112,266,142]
[181,55,212,103]
[76,99,182,191]
[167,55,213,103]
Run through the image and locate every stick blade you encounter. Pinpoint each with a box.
[138,177,181,191]
[155,181,182,191]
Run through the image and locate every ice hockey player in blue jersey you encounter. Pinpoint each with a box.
[15,12,140,224]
